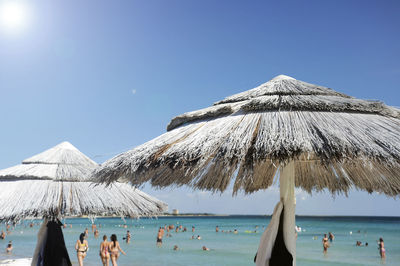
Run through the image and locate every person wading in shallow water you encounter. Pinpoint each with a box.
[5,241,12,253]
[75,233,88,266]
[322,234,330,253]
[99,235,110,266]
[328,232,334,242]
[109,234,126,266]
[378,238,386,259]
[156,228,163,246]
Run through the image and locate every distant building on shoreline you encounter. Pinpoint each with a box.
[172,209,179,215]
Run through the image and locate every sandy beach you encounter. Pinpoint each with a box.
[0,258,31,266]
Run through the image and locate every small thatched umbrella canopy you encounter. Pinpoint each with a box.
[95,75,400,265]
[0,141,167,221]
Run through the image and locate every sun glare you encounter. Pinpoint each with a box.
[0,1,29,32]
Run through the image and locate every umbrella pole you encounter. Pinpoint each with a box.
[279,161,296,265]
[255,161,296,266]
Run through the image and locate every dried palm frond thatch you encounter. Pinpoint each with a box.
[95,75,400,197]
[0,142,167,222]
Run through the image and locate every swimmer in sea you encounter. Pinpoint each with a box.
[94,229,99,238]
[5,241,12,254]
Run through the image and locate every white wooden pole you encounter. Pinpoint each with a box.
[255,161,296,266]
[280,161,296,265]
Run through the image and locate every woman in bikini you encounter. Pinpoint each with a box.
[75,233,89,266]
[378,238,386,259]
[322,234,329,253]
[109,234,126,266]
[100,235,110,266]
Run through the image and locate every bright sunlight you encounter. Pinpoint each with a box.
[0,1,29,33]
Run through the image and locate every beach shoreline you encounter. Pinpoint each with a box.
[0,258,31,266]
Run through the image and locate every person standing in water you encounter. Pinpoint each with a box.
[94,229,99,238]
[75,233,89,266]
[322,234,329,253]
[109,234,126,266]
[5,241,12,253]
[156,228,163,246]
[99,235,110,266]
[125,230,131,243]
[328,232,334,242]
[378,238,386,259]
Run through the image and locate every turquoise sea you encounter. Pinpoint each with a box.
[0,216,399,266]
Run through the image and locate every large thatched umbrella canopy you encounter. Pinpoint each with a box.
[96,75,400,196]
[0,141,167,221]
[95,75,400,265]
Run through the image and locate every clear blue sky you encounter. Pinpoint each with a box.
[0,0,399,215]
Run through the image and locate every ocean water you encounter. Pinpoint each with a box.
[0,216,399,266]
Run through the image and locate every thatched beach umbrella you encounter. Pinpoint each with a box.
[0,141,167,220]
[95,75,400,265]
[0,141,167,265]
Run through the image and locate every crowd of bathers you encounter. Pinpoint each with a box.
[315,231,386,259]
[0,221,389,264]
